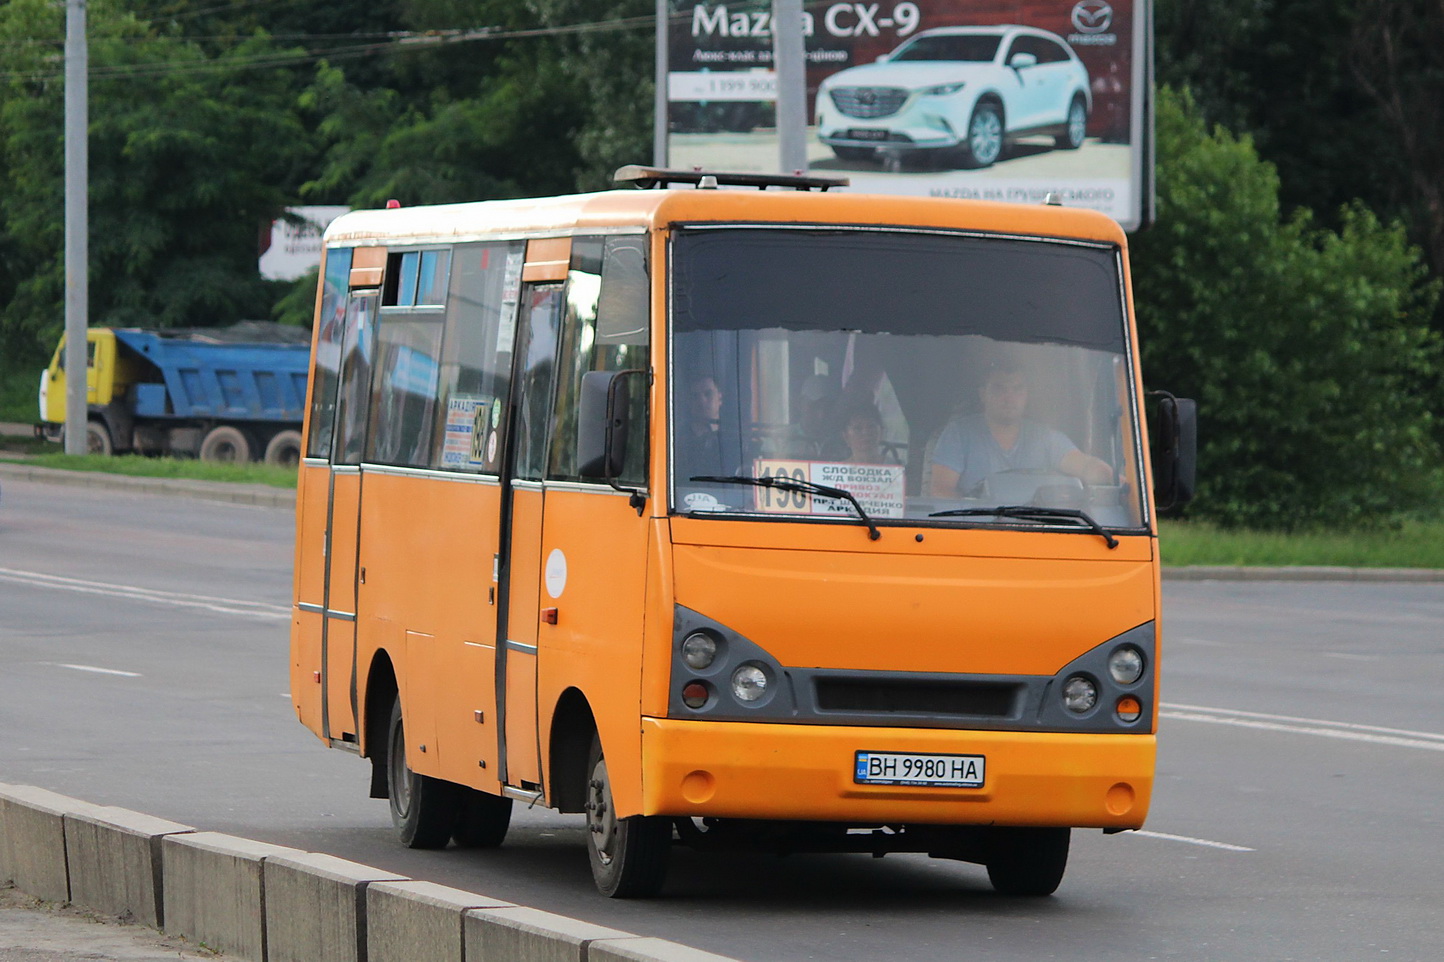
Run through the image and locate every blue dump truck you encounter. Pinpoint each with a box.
[37,321,311,464]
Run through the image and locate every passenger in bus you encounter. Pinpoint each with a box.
[928,360,1113,497]
[785,374,839,458]
[677,374,727,480]
[839,401,897,465]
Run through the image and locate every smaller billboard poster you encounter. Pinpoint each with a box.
[665,0,1149,229]
[258,206,350,281]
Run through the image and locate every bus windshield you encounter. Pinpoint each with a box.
[670,227,1147,532]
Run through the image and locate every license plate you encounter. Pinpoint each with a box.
[846,128,889,141]
[854,751,985,788]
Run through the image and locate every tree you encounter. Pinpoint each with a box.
[1131,88,1441,529]
[0,0,311,371]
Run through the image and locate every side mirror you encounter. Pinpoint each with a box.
[577,370,628,479]
[1149,392,1196,511]
[1009,52,1038,70]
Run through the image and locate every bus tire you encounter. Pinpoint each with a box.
[263,429,303,467]
[452,788,513,848]
[585,733,670,898]
[198,425,252,463]
[86,420,113,456]
[386,696,460,849]
[985,827,1070,896]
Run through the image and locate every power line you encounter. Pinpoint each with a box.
[0,15,655,83]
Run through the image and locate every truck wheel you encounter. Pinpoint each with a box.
[85,421,113,456]
[585,733,670,897]
[263,430,303,467]
[199,425,252,463]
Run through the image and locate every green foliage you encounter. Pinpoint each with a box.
[1159,519,1444,569]
[1134,88,1442,530]
[5,451,296,488]
[0,0,311,373]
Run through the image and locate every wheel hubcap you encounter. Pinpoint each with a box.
[586,756,618,865]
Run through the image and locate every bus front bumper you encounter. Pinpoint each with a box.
[640,718,1154,829]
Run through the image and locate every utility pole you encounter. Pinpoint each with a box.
[772,0,807,174]
[654,0,668,167]
[64,0,89,455]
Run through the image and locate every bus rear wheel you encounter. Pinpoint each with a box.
[985,827,1070,896]
[584,734,670,898]
[452,788,512,848]
[386,696,460,848]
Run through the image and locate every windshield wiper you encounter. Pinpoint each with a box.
[927,505,1119,549]
[691,475,882,541]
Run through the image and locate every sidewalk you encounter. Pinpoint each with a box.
[0,887,216,962]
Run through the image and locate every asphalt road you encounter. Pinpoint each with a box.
[1,476,1441,961]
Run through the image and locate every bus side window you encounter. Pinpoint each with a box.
[365,313,445,468]
[430,242,525,474]
[305,247,353,461]
[547,235,651,486]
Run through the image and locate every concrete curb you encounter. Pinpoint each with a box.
[0,783,740,962]
[0,460,295,509]
[1163,565,1444,582]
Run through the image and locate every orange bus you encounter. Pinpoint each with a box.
[290,167,1195,898]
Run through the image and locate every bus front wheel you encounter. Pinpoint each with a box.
[585,734,670,898]
[386,696,460,849]
[985,827,1070,896]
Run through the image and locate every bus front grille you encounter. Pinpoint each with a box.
[813,677,1021,718]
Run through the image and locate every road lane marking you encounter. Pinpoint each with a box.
[1127,830,1254,852]
[1162,703,1444,752]
[0,566,289,621]
[49,663,142,678]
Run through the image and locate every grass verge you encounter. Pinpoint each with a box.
[0,449,296,489]
[1159,519,1444,569]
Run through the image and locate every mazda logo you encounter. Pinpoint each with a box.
[1071,0,1113,33]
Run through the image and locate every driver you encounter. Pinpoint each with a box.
[928,359,1113,498]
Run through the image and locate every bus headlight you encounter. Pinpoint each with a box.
[731,664,768,702]
[1108,646,1145,685]
[1062,675,1097,713]
[682,632,718,670]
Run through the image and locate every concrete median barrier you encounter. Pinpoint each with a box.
[162,831,306,961]
[463,904,639,962]
[588,937,748,962]
[63,806,194,927]
[263,851,408,962]
[0,781,745,962]
[0,784,106,903]
[366,879,513,962]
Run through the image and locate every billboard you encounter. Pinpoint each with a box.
[258,206,351,281]
[664,1,1151,229]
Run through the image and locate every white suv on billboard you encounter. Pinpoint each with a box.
[816,25,1091,169]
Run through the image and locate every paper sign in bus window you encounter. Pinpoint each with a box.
[442,394,492,470]
[753,459,906,518]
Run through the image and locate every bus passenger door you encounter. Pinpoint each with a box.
[496,284,564,789]
[321,289,377,743]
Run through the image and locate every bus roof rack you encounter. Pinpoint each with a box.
[613,165,849,192]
